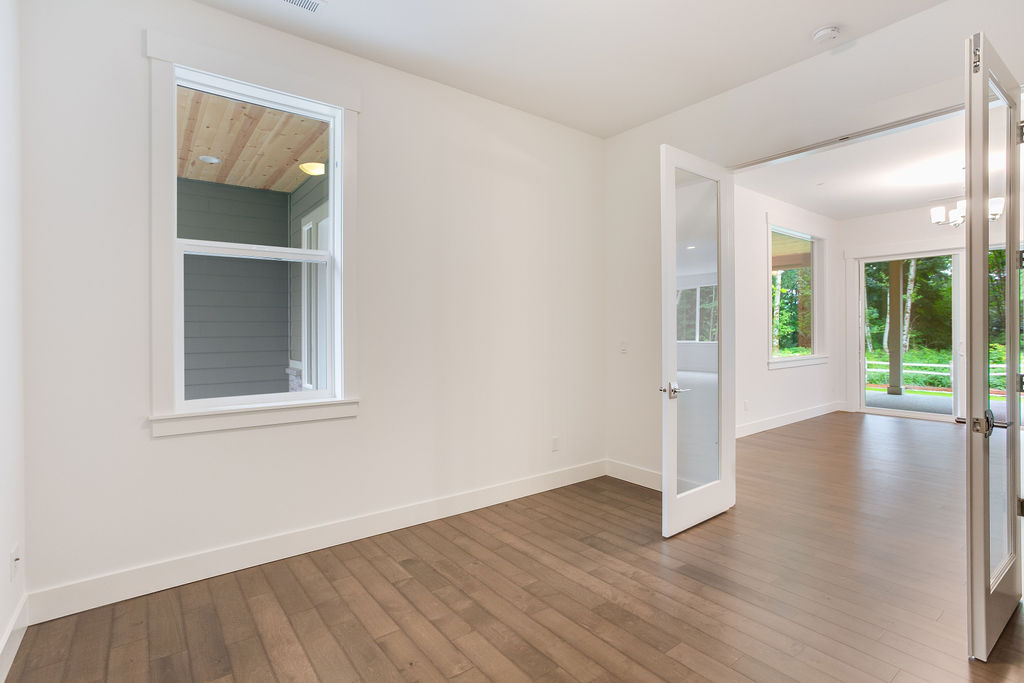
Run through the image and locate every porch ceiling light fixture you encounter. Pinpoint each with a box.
[929,197,1004,227]
[299,161,325,176]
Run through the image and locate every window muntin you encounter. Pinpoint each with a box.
[770,228,814,358]
[174,68,342,411]
[676,285,718,342]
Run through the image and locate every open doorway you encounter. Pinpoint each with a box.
[732,48,1021,657]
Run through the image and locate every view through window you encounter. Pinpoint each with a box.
[175,76,339,407]
[770,229,813,357]
[676,285,719,342]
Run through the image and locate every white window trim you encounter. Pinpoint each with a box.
[301,204,330,391]
[148,58,359,435]
[767,224,827,368]
[768,354,830,370]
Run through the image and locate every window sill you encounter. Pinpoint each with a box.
[768,354,829,370]
[149,398,360,437]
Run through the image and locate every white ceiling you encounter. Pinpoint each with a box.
[736,112,968,220]
[195,0,944,138]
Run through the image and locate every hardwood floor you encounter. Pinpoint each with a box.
[7,412,1024,682]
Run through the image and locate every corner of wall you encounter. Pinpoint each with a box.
[0,596,27,681]
[0,0,26,677]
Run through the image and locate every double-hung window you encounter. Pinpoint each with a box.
[150,63,357,435]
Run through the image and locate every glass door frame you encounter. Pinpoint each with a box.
[965,31,1021,661]
[659,144,736,538]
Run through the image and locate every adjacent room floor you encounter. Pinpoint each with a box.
[6,412,1024,682]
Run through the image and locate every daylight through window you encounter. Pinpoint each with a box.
[770,229,814,357]
[676,285,719,342]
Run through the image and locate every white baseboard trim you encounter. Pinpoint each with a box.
[736,401,847,438]
[605,459,661,491]
[0,593,28,682]
[27,459,607,625]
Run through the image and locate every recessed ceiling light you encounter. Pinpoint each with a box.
[299,162,325,176]
[686,245,696,250]
[198,155,221,164]
[812,26,841,43]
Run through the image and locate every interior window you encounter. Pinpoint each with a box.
[770,228,814,357]
[175,79,338,407]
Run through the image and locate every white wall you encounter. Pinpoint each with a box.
[734,187,846,434]
[0,0,25,672]
[835,202,1009,413]
[21,0,606,622]
[840,204,967,256]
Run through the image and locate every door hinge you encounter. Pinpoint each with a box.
[1018,249,1024,270]
[1019,374,1024,393]
[972,46,981,73]
[1019,498,1024,517]
[1018,121,1024,144]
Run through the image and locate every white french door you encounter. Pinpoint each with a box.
[965,32,1022,661]
[660,144,736,537]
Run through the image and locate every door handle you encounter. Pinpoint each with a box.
[969,408,995,437]
[659,382,681,399]
[956,413,1012,432]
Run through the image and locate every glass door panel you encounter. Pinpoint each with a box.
[674,169,720,494]
[965,32,1021,661]
[660,145,735,537]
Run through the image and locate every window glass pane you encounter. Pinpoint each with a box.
[676,288,697,341]
[674,168,720,494]
[699,285,719,342]
[176,86,330,248]
[986,79,1012,579]
[771,229,813,357]
[184,254,326,400]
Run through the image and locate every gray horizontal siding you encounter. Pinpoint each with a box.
[178,178,289,246]
[183,252,289,399]
[187,381,290,401]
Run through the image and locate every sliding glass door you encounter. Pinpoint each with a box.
[862,255,956,417]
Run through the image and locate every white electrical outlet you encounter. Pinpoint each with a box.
[9,545,21,582]
[743,400,750,412]
[551,435,560,452]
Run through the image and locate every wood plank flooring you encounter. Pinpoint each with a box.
[7,412,1024,681]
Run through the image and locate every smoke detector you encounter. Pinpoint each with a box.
[282,0,324,12]
[812,26,841,44]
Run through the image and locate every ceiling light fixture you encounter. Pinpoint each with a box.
[929,197,1004,227]
[686,245,696,250]
[198,155,221,164]
[299,161,325,176]
[812,26,841,44]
